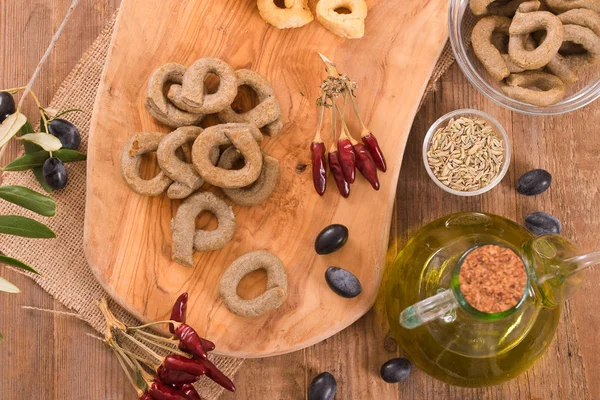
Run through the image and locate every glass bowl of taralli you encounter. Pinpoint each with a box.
[449,0,600,115]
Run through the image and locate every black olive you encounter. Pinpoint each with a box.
[525,212,562,235]
[42,157,68,190]
[0,91,16,123]
[325,267,362,298]
[308,372,337,400]
[516,169,552,196]
[315,224,348,255]
[380,358,412,383]
[48,118,81,150]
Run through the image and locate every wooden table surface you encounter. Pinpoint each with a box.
[1,1,599,399]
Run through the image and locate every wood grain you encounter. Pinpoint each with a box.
[1,0,599,398]
[83,0,449,357]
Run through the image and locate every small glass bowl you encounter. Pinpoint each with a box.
[422,109,511,196]
[449,0,600,115]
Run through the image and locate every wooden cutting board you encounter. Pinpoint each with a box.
[84,0,448,358]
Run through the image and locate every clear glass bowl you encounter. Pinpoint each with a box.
[449,0,600,115]
[423,109,511,196]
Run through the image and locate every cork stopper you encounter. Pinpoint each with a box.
[458,245,527,314]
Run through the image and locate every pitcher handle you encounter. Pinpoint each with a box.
[399,289,459,329]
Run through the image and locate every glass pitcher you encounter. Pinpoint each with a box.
[385,212,598,387]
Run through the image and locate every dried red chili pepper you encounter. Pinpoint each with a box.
[361,131,387,172]
[354,143,380,190]
[181,384,201,400]
[195,357,236,392]
[148,381,188,400]
[169,293,188,334]
[175,324,207,360]
[157,365,199,386]
[337,137,356,183]
[311,141,327,196]
[328,148,350,198]
[200,338,215,352]
[163,354,207,376]
[140,393,153,400]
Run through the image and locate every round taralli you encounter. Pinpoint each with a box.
[257,0,314,29]
[218,147,281,206]
[217,69,283,136]
[508,2,564,70]
[171,192,236,267]
[121,132,172,196]
[219,251,288,317]
[145,63,204,128]
[472,16,513,81]
[158,126,205,190]
[192,123,263,189]
[470,0,530,16]
[545,0,600,13]
[500,71,566,106]
[547,24,600,83]
[316,0,368,39]
[168,58,238,114]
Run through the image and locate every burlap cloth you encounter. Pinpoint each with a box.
[0,11,455,400]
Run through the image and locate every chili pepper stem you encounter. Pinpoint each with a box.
[128,320,181,331]
[133,328,180,345]
[133,331,190,358]
[121,331,164,363]
[119,347,158,371]
[345,81,369,132]
[111,343,143,397]
[313,94,327,144]
[96,298,127,339]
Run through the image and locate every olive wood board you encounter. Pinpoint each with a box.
[84,0,449,357]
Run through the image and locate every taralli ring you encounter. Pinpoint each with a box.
[217,69,283,136]
[171,192,236,267]
[219,250,288,317]
[121,132,172,196]
[257,0,314,29]
[548,24,600,83]
[169,58,238,114]
[158,127,205,191]
[218,147,281,206]
[545,0,600,13]
[558,8,600,36]
[316,0,368,39]
[146,63,204,128]
[501,71,566,106]
[159,127,222,199]
[508,2,564,70]
[472,16,513,80]
[470,0,530,16]
[192,123,264,189]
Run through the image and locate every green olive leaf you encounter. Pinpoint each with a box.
[0,276,20,293]
[0,215,56,238]
[3,149,87,171]
[18,133,62,152]
[19,120,43,153]
[33,167,54,193]
[0,112,28,148]
[0,185,56,216]
[0,254,39,275]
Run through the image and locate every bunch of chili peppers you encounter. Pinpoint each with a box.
[96,294,235,400]
[311,54,387,198]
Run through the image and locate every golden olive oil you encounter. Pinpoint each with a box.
[385,213,578,387]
